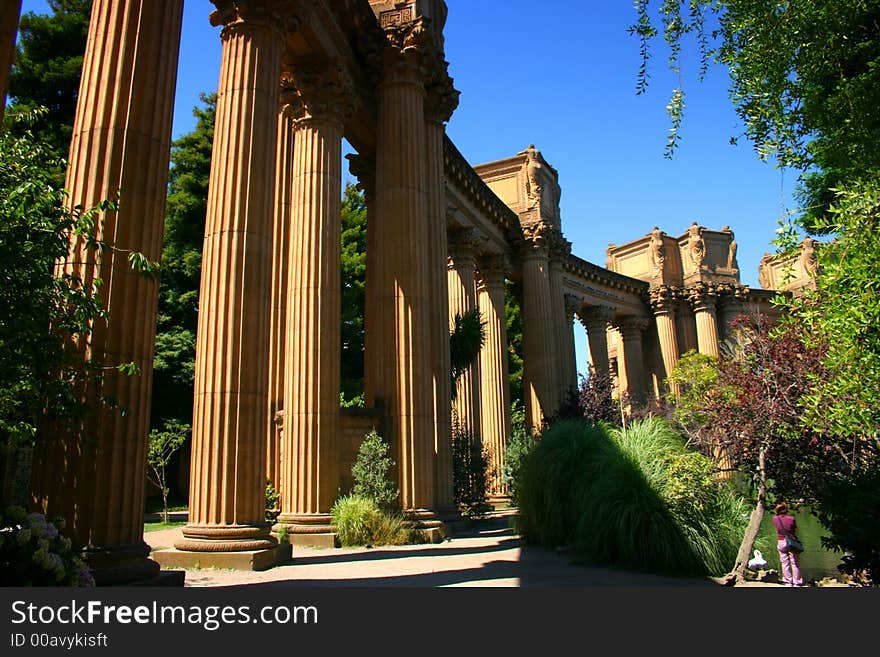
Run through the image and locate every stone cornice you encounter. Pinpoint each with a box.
[443,136,523,244]
[563,253,649,298]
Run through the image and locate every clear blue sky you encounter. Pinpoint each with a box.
[20,0,797,375]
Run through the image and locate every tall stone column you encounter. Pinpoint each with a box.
[274,59,354,543]
[560,293,579,393]
[650,287,680,392]
[266,96,296,499]
[28,0,183,584]
[177,3,288,554]
[372,34,438,524]
[676,300,698,355]
[520,223,559,430]
[447,226,481,438]
[617,316,650,404]
[718,285,746,344]
[580,305,613,380]
[548,249,573,400]
[425,80,457,516]
[0,0,20,125]
[477,255,512,499]
[347,152,378,406]
[688,284,720,358]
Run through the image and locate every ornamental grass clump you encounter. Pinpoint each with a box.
[516,418,746,576]
[331,495,412,547]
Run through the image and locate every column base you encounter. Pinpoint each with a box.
[152,543,291,572]
[174,524,277,552]
[273,513,338,548]
[488,493,513,510]
[405,509,445,543]
[433,504,468,537]
[82,542,161,586]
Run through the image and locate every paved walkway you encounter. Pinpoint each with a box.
[144,512,724,588]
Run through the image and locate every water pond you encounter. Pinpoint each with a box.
[755,507,843,583]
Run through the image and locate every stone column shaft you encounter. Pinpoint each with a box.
[521,246,559,429]
[691,290,720,358]
[276,113,343,533]
[676,301,698,354]
[28,0,183,584]
[447,234,480,438]
[618,317,649,404]
[374,63,436,517]
[655,310,679,387]
[425,120,453,512]
[580,306,612,380]
[0,0,21,125]
[179,15,282,552]
[549,261,573,397]
[477,262,511,498]
[266,110,295,498]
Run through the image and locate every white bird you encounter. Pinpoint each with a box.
[748,549,768,570]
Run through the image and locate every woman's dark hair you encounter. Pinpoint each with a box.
[775,502,788,515]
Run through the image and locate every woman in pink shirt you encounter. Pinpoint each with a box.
[773,501,804,587]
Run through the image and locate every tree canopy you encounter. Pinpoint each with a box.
[8,0,92,161]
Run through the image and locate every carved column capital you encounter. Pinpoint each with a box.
[650,285,680,315]
[518,221,558,259]
[448,226,483,265]
[210,0,302,35]
[563,293,582,321]
[579,304,614,332]
[617,315,650,340]
[281,58,357,128]
[686,282,718,312]
[476,252,510,291]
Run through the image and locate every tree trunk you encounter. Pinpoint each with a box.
[731,445,767,582]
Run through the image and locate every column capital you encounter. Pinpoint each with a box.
[345,151,376,201]
[518,221,561,258]
[448,225,483,264]
[563,293,582,320]
[210,0,301,34]
[616,315,650,339]
[686,282,719,312]
[579,304,614,331]
[476,252,510,292]
[649,285,681,314]
[281,58,357,128]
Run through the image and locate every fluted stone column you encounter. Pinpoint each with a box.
[477,255,512,499]
[447,227,481,438]
[0,0,20,125]
[425,109,455,515]
[28,0,183,584]
[348,152,379,406]
[676,300,698,355]
[580,305,613,380]
[718,286,746,344]
[274,60,353,543]
[266,100,295,499]
[651,287,680,392]
[689,285,720,358]
[373,45,438,524]
[520,224,559,430]
[618,316,650,404]
[177,4,287,554]
[560,293,579,394]
[548,256,573,399]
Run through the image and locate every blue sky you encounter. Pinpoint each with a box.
[20,1,797,376]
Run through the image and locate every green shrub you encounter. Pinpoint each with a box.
[265,480,280,523]
[452,428,491,519]
[0,506,94,586]
[517,418,747,576]
[501,424,539,507]
[351,431,399,510]
[331,494,413,547]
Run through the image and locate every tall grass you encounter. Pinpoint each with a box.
[517,418,746,576]
[331,494,413,547]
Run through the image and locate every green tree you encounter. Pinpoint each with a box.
[0,111,106,452]
[351,430,399,510]
[340,183,366,403]
[146,420,189,524]
[150,93,215,428]
[505,279,524,409]
[8,0,92,161]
